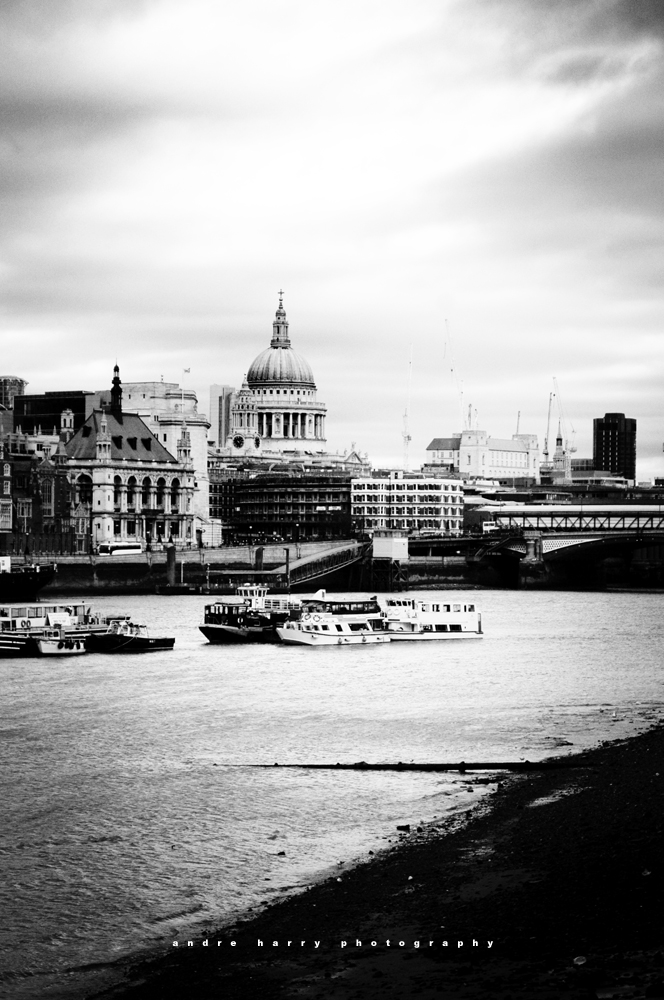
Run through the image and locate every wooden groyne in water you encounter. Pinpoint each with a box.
[248,759,580,772]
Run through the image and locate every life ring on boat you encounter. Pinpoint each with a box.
[21,620,30,628]
[302,613,311,622]
[312,614,320,622]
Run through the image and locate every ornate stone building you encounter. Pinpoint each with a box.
[98,380,210,529]
[65,367,196,550]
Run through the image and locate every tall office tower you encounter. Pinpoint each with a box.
[0,376,28,409]
[593,412,637,481]
[209,384,235,447]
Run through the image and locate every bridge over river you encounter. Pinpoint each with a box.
[409,504,664,589]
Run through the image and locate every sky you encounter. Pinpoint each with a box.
[1,0,663,478]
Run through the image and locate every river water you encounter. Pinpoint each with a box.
[1,589,662,998]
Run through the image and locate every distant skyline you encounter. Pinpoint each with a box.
[2,0,663,478]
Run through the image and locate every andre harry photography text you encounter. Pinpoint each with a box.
[171,936,496,951]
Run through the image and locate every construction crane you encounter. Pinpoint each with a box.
[443,319,464,430]
[543,391,555,466]
[402,346,413,471]
[553,377,577,455]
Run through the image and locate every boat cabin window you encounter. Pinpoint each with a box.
[467,604,475,611]
[453,604,461,612]
[443,605,451,612]
[435,624,448,632]
[421,604,430,612]
[450,624,462,631]
[11,609,26,618]
[335,624,343,631]
[432,604,440,612]
[321,625,330,631]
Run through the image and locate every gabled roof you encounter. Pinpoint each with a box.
[65,409,178,463]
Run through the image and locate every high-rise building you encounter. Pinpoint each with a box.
[593,412,636,481]
[208,384,235,448]
[0,377,28,409]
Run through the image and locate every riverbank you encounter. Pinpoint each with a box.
[33,541,352,596]
[91,723,664,1000]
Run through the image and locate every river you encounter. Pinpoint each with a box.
[1,589,662,998]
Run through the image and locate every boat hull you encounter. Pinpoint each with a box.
[36,637,87,655]
[276,627,390,646]
[0,566,56,601]
[199,624,279,644]
[386,629,483,640]
[86,634,175,653]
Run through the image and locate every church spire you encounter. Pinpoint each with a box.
[270,289,291,348]
[110,364,122,417]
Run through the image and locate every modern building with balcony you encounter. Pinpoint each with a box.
[351,473,464,535]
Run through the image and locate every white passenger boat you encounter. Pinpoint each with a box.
[383,596,483,640]
[35,629,88,656]
[276,591,390,646]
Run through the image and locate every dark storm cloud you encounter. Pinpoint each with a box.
[588,0,664,39]
[469,0,664,86]
[483,0,664,45]
[0,2,164,222]
[0,94,153,198]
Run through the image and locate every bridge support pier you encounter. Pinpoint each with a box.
[518,532,550,589]
[371,558,409,592]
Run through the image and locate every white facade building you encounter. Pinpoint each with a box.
[426,430,539,482]
[114,381,210,528]
[351,474,463,534]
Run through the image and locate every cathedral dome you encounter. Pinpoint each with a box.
[247,346,315,386]
[246,295,316,389]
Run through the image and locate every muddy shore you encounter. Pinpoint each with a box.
[91,724,664,1000]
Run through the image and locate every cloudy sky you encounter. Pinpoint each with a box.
[2,0,663,477]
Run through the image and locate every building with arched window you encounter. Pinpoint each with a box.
[65,367,196,550]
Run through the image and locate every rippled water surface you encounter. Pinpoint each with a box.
[1,589,663,998]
